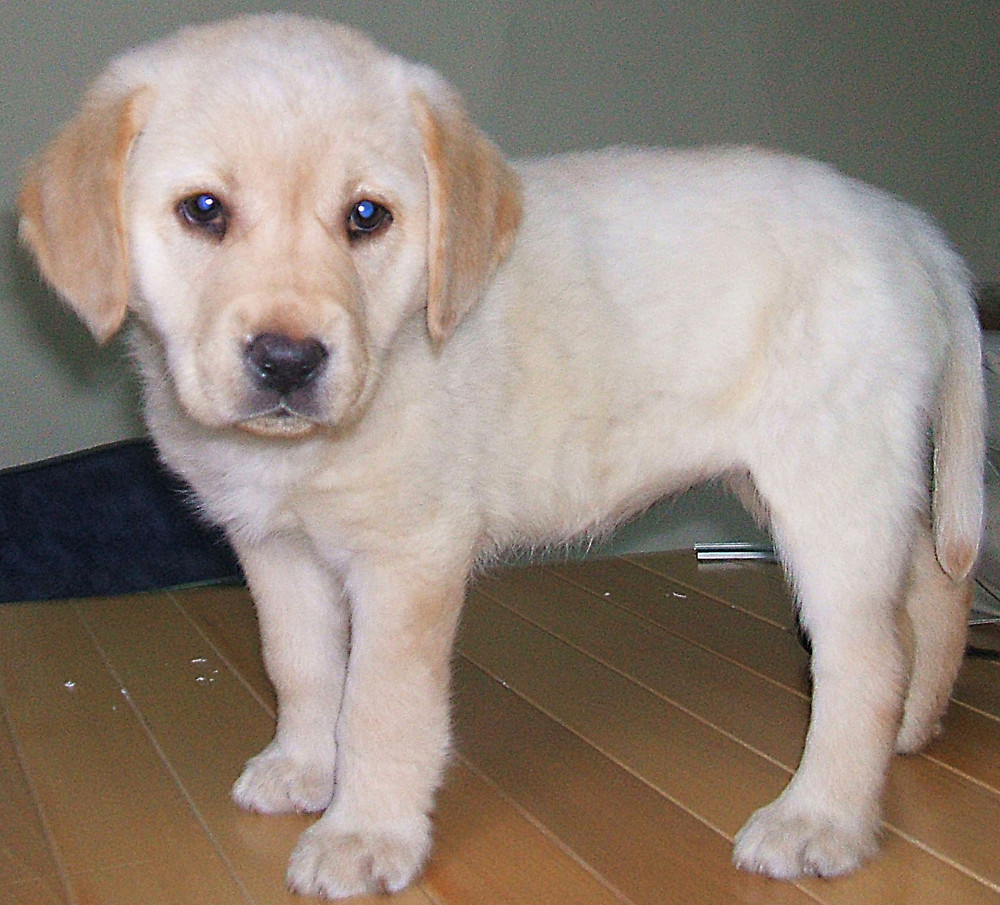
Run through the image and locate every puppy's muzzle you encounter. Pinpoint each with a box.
[242,333,330,429]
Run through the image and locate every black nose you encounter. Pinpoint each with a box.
[246,333,329,396]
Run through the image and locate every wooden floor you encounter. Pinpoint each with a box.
[1,552,998,904]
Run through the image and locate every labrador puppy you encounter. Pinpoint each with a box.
[19,13,985,899]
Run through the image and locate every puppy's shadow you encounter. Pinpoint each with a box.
[3,208,138,392]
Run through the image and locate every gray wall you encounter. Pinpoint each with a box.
[3,0,998,471]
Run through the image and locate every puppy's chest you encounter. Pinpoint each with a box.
[210,448,401,556]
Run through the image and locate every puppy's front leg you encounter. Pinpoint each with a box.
[231,533,348,815]
[286,558,466,899]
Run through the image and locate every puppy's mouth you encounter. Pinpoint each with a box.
[235,332,330,437]
[237,402,322,438]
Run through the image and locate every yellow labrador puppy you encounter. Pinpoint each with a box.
[20,13,984,899]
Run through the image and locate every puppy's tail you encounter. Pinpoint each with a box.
[928,239,986,582]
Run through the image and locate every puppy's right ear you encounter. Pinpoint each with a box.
[18,85,151,343]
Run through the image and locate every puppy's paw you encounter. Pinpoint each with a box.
[286,816,431,899]
[894,713,943,755]
[733,799,879,879]
[231,744,335,815]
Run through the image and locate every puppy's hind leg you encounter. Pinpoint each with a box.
[733,446,917,879]
[894,523,973,754]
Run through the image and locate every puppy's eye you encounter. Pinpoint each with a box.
[347,199,391,239]
[179,192,227,238]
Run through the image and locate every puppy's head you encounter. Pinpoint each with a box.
[19,14,522,438]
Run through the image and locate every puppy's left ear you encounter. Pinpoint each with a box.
[413,88,522,344]
[18,85,151,343]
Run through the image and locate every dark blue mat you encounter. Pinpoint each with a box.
[0,439,241,602]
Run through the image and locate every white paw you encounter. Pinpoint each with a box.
[286,816,431,899]
[231,744,335,814]
[733,799,879,879]
[894,714,943,755]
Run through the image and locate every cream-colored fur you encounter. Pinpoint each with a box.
[19,13,985,898]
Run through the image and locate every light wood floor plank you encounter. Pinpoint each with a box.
[0,599,250,904]
[428,759,629,905]
[539,560,811,691]
[883,757,1000,888]
[75,592,307,905]
[452,656,813,905]
[460,591,792,836]
[625,552,797,628]
[929,703,1000,793]
[0,684,65,898]
[475,572,812,767]
[0,878,66,905]
[173,584,275,710]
